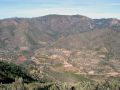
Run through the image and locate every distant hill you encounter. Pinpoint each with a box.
[0,15,120,51]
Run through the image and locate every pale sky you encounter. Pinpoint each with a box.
[0,0,120,19]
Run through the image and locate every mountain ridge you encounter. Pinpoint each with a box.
[0,14,120,51]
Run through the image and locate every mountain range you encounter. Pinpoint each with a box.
[0,15,120,82]
[0,15,119,51]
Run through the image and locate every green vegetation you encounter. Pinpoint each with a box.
[112,25,120,31]
[0,61,36,83]
[0,78,120,90]
[104,51,113,61]
[21,50,30,56]
[0,41,6,49]
[0,61,120,90]
[43,68,92,83]
[24,31,36,45]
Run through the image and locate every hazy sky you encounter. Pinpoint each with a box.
[0,0,120,19]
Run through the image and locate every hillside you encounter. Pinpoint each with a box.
[0,15,120,51]
[0,15,95,51]
[0,15,120,83]
[0,61,36,83]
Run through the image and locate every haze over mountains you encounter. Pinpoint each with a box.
[0,15,120,82]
